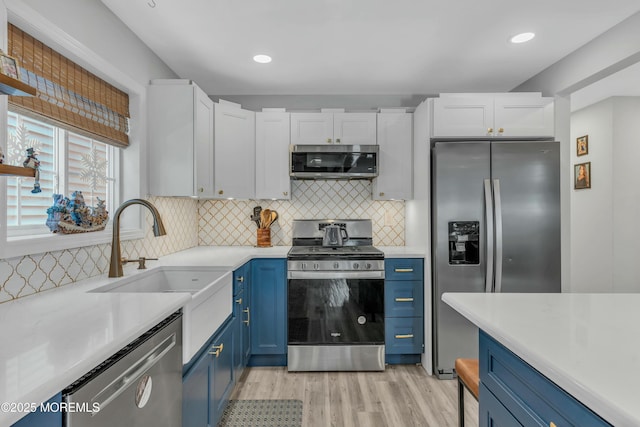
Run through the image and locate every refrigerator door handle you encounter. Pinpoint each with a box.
[493,179,504,293]
[484,179,494,293]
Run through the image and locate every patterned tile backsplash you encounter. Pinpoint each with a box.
[0,197,198,304]
[199,180,405,246]
[1,181,405,304]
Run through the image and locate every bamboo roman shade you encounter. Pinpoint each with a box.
[7,24,130,147]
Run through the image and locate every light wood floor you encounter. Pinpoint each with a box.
[231,365,479,427]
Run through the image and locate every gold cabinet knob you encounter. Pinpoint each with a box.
[235,298,242,304]
[379,192,385,197]
[487,127,494,134]
[283,191,288,196]
[199,187,204,193]
[336,138,341,143]
[498,127,504,133]
[327,138,332,143]
[218,190,224,195]
[236,276,244,282]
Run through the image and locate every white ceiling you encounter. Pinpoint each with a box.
[101,0,640,97]
[571,61,640,112]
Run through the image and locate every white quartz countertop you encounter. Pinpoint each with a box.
[0,244,421,425]
[442,292,640,427]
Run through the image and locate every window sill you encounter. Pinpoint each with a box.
[0,227,144,260]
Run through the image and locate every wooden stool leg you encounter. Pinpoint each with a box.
[458,377,465,427]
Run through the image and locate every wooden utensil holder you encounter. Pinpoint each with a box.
[257,228,271,247]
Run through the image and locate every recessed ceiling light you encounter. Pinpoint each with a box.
[510,32,535,44]
[253,54,272,64]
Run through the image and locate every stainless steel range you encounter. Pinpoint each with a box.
[287,219,385,371]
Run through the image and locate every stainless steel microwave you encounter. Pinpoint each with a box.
[289,144,378,179]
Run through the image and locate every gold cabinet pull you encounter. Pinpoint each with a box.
[283,191,288,196]
[199,187,204,193]
[498,127,504,134]
[209,343,224,357]
[327,138,332,143]
[394,268,414,273]
[243,307,250,325]
[236,276,244,282]
[395,297,414,302]
[550,423,557,427]
[235,298,242,305]
[218,190,224,195]
[336,138,341,143]
[379,192,385,197]
[395,334,414,339]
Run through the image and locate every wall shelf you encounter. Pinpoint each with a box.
[0,164,36,177]
[0,74,36,96]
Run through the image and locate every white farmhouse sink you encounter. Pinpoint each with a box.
[91,266,233,364]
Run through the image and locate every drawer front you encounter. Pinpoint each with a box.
[385,280,423,318]
[479,384,524,427]
[480,331,612,427]
[385,317,423,354]
[385,258,424,281]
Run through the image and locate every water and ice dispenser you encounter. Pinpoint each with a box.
[448,221,480,264]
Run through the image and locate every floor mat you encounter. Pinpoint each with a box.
[218,399,303,427]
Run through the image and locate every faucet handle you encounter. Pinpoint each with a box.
[122,257,158,270]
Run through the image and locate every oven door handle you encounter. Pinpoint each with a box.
[288,271,385,280]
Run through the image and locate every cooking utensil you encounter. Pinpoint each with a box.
[260,209,271,229]
[252,206,262,227]
[269,210,278,227]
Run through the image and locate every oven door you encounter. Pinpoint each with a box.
[288,270,384,345]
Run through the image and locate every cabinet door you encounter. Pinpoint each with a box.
[493,96,554,137]
[148,83,196,197]
[373,113,412,200]
[290,112,333,145]
[242,267,252,365]
[182,350,210,427]
[479,384,524,427]
[432,96,494,137]
[232,288,244,377]
[194,86,215,197]
[214,102,256,199]
[250,259,287,355]
[333,113,377,145]
[210,322,234,427]
[256,112,291,199]
[10,394,62,427]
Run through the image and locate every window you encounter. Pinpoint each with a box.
[5,111,118,237]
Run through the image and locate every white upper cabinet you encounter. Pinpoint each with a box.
[373,112,413,200]
[333,113,377,145]
[148,80,214,198]
[214,101,256,199]
[290,112,377,145]
[432,94,554,138]
[255,111,291,200]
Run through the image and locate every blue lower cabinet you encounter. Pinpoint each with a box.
[183,317,236,427]
[479,330,612,427]
[10,394,62,427]
[182,349,209,427]
[249,259,287,366]
[232,262,251,380]
[384,258,425,364]
[210,321,234,427]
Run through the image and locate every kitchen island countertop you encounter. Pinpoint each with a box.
[443,292,640,427]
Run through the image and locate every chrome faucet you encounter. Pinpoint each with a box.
[108,199,167,277]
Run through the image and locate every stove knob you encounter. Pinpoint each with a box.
[334,262,339,269]
[314,263,319,270]
[301,262,307,270]
[365,263,372,270]
[353,263,359,269]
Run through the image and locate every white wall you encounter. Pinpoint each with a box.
[570,97,640,293]
[570,99,614,292]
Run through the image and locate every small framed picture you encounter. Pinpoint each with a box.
[0,53,19,79]
[576,135,589,157]
[574,161,591,190]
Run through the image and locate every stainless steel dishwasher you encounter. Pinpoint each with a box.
[63,311,183,427]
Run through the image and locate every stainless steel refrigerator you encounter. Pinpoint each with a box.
[431,140,561,379]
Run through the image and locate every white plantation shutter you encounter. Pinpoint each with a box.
[67,133,110,209]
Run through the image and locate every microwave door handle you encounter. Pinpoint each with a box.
[493,179,503,293]
[484,179,494,293]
